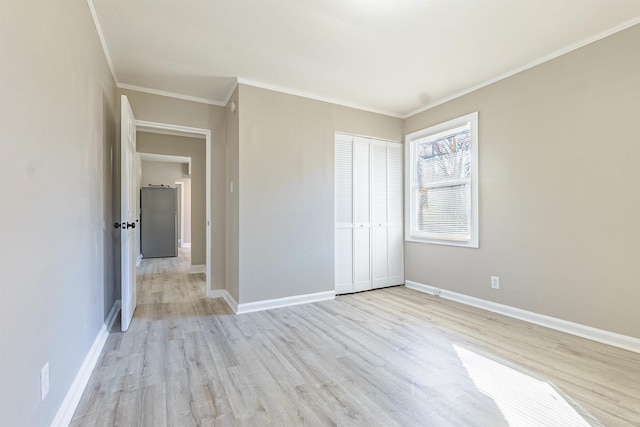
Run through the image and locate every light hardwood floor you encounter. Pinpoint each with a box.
[71,250,640,426]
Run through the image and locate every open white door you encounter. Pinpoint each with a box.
[120,95,138,331]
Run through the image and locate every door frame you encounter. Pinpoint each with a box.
[136,120,212,294]
[174,181,185,247]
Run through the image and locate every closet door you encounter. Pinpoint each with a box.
[371,141,389,288]
[335,134,402,295]
[353,137,371,292]
[387,143,404,286]
[371,141,404,288]
[335,134,354,294]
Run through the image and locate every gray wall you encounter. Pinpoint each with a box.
[118,89,227,290]
[0,2,117,425]
[404,24,640,339]
[236,84,403,303]
[138,133,206,265]
[141,161,192,247]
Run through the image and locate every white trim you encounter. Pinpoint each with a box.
[189,264,205,274]
[236,291,335,315]
[404,112,479,248]
[403,16,640,119]
[51,300,120,427]
[404,280,640,354]
[86,0,117,84]
[135,254,142,267]
[118,83,225,106]
[84,2,640,120]
[182,242,192,248]
[175,182,185,248]
[222,80,239,106]
[135,120,212,297]
[208,289,239,314]
[237,78,402,118]
[106,300,121,331]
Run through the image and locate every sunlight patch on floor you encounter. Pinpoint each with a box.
[454,345,602,427]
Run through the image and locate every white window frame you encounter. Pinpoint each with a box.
[404,111,479,248]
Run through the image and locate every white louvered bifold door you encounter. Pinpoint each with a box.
[335,134,403,295]
[353,137,372,292]
[335,134,355,294]
[372,141,404,289]
[386,143,404,286]
[371,141,389,288]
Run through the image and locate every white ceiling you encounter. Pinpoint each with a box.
[91,0,640,117]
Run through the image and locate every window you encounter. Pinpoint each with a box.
[405,112,478,248]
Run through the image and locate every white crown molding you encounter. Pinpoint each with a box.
[189,264,205,274]
[236,78,403,118]
[222,79,239,106]
[86,0,117,84]
[236,290,335,315]
[405,280,640,354]
[117,83,226,106]
[403,16,640,119]
[51,300,120,427]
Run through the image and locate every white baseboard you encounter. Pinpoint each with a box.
[51,300,121,427]
[405,280,640,354]
[236,290,335,315]
[105,299,121,331]
[208,289,239,313]
[136,254,142,267]
[182,242,191,248]
[189,264,205,274]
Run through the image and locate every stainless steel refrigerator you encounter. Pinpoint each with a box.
[141,187,177,258]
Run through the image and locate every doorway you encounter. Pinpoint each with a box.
[135,120,212,295]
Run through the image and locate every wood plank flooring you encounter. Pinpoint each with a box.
[71,250,640,426]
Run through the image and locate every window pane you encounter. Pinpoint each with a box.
[405,111,478,247]
[416,184,470,239]
[416,129,470,186]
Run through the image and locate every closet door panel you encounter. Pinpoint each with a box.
[335,228,354,293]
[354,227,371,291]
[371,142,387,224]
[335,134,354,294]
[353,138,370,225]
[372,226,388,288]
[387,144,403,226]
[371,142,388,288]
[353,138,371,291]
[335,136,353,226]
[388,225,404,283]
[387,143,404,285]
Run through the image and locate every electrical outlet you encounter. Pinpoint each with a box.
[41,363,49,401]
[491,276,500,289]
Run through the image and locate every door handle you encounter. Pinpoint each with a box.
[114,222,136,229]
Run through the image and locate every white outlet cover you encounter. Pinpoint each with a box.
[491,276,500,289]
